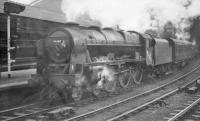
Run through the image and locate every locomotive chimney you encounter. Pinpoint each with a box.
[65,22,79,28]
[79,25,87,29]
[103,27,114,31]
[88,26,102,32]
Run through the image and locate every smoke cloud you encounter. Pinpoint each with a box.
[61,0,200,32]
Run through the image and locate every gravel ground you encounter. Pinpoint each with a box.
[82,89,175,121]
[0,86,41,110]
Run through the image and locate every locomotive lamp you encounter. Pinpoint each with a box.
[4,2,25,78]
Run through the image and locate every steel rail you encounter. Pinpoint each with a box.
[1,104,67,121]
[0,103,36,114]
[106,76,200,121]
[167,96,200,121]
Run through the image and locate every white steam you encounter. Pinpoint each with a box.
[61,0,200,32]
[96,66,115,89]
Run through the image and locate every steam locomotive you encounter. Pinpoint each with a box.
[33,22,198,101]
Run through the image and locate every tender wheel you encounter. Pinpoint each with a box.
[72,86,83,101]
[104,79,117,93]
[132,68,143,84]
[119,72,131,88]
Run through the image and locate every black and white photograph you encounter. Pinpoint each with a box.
[0,0,200,120]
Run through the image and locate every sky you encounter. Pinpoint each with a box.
[9,0,200,32]
[61,0,200,32]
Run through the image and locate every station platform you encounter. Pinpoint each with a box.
[0,69,36,91]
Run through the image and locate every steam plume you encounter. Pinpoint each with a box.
[61,0,200,32]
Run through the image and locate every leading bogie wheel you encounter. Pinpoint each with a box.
[92,84,101,97]
[72,86,83,101]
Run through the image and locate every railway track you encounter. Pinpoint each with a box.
[1,63,200,121]
[63,63,200,121]
[106,76,199,121]
[0,101,73,121]
[164,94,200,121]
